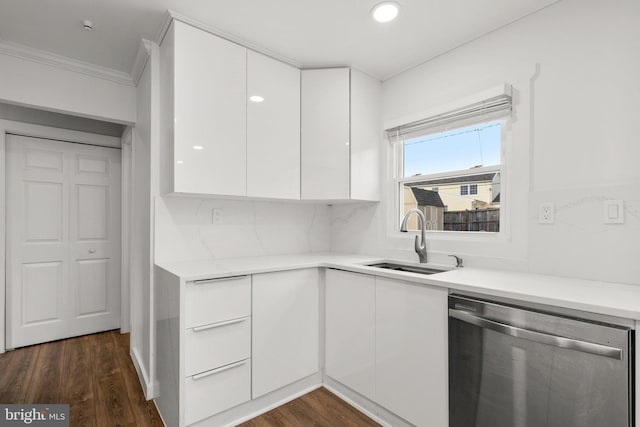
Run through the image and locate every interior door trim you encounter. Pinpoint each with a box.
[1,119,124,353]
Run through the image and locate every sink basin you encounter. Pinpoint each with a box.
[366,262,445,275]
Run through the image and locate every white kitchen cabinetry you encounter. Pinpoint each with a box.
[375,277,448,426]
[247,51,301,199]
[155,269,252,427]
[301,68,381,201]
[160,20,247,196]
[325,269,376,400]
[252,269,320,398]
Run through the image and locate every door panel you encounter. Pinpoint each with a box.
[7,134,121,348]
[25,148,63,170]
[21,261,63,324]
[24,182,63,241]
[76,184,109,240]
[77,154,109,174]
[76,258,109,316]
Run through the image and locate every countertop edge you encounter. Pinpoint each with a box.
[154,255,640,320]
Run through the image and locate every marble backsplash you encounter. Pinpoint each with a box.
[154,196,331,263]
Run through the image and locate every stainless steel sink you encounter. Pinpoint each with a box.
[366,262,445,275]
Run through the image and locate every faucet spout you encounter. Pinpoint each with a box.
[400,208,428,263]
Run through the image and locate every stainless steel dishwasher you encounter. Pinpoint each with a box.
[449,294,634,427]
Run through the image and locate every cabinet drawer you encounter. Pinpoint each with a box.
[185,316,251,377]
[184,359,251,425]
[185,275,251,328]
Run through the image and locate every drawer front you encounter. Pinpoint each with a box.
[185,316,251,377]
[185,275,251,328]
[184,359,251,425]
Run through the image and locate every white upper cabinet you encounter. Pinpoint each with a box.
[160,20,380,201]
[301,68,381,201]
[375,277,448,427]
[301,68,350,200]
[350,69,381,201]
[246,51,301,199]
[160,20,247,196]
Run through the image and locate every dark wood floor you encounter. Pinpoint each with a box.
[1,332,380,427]
[240,387,381,427]
[0,330,162,427]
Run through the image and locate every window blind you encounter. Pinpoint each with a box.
[386,91,512,142]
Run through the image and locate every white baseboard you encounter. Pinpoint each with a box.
[131,346,154,399]
[152,372,414,427]
[190,372,323,427]
[323,376,413,427]
[153,399,168,427]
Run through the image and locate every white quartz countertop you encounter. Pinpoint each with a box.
[155,252,640,320]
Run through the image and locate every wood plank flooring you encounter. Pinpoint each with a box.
[239,388,382,427]
[1,332,380,427]
[0,330,162,427]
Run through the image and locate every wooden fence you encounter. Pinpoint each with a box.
[443,208,500,232]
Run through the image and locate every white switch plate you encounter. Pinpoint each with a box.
[539,203,554,224]
[212,208,223,223]
[603,200,624,224]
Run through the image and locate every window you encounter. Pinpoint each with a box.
[389,86,511,233]
[396,120,504,232]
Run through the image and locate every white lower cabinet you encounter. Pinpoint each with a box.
[375,277,449,427]
[325,270,448,426]
[183,276,253,425]
[185,316,251,377]
[325,269,376,400]
[184,359,251,425]
[156,266,448,427]
[252,269,320,398]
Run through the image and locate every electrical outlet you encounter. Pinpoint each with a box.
[539,203,554,224]
[212,208,223,223]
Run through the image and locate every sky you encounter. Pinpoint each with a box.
[403,121,501,177]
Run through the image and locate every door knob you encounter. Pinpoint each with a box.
[89,249,95,254]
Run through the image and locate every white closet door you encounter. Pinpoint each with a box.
[6,135,121,348]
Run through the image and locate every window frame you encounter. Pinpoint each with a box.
[390,117,511,239]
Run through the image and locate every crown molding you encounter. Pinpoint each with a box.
[0,39,134,86]
[130,39,154,86]
[156,10,302,69]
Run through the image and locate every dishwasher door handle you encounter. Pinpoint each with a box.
[449,308,624,360]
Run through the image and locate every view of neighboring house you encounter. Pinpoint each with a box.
[403,187,445,230]
[403,171,501,231]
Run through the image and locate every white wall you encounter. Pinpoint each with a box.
[155,197,331,263]
[130,42,158,398]
[331,0,640,285]
[0,102,124,137]
[0,50,136,124]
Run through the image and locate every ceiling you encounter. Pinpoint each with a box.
[0,0,560,81]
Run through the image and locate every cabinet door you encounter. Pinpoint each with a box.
[252,269,319,398]
[325,269,375,400]
[301,68,350,200]
[375,277,448,427]
[172,21,247,196]
[247,51,301,199]
[350,69,381,201]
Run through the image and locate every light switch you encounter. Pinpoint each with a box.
[603,200,624,224]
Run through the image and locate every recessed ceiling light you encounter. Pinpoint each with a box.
[176,160,184,164]
[193,145,204,150]
[249,95,265,103]
[371,2,399,23]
